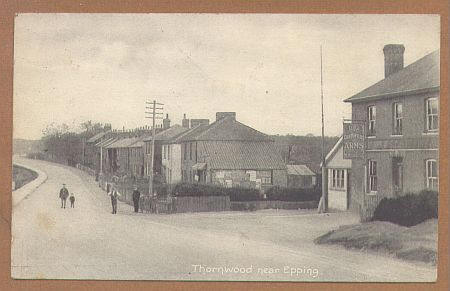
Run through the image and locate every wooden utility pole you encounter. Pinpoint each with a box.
[145,100,164,196]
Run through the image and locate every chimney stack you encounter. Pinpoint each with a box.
[163,114,171,130]
[383,44,405,78]
[216,112,236,121]
[190,119,210,128]
[182,113,190,128]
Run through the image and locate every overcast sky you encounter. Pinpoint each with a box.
[13,14,440,140]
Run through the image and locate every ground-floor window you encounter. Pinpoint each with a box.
[368,160,377,193]
[426,159,438,190]
[329,169,345,190]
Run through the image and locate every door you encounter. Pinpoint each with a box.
[392,157,403,196]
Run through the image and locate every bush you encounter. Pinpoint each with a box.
[225,187,261,202]
[265,186,321,202]
[372,190,438,227]
[172,183,227,197]
[172,183,262,201]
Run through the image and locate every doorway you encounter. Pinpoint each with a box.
[392,157,403,196]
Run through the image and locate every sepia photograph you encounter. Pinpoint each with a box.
[11,13,440,282]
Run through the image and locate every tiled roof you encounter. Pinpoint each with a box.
[106,137,141,149]
[201,141,286,170]
[178,116,272,142]
[172,124,209,143]
[143,125,189,142]
[345,50,440,103]
[95,137,117,147]
[287,164,315,176]
[87,131,109,143]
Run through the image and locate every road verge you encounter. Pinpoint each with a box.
[12,160,48,207]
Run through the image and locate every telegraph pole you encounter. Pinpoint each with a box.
[145,100,164,196]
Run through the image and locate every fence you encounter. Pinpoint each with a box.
[231,200,318,211]
[174,196,231,213]
[76,164,96,177]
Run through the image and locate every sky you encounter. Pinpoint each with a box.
[13,14,440,140]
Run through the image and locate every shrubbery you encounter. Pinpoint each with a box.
[265,186,321,202]
[172,183,227,197]
[372,190,438,227]
[171,183,321,202]
[172,183,261,201]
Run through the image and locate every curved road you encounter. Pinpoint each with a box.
[11,158,436,281]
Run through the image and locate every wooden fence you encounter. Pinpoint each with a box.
[231,200,318,211]
[174,196,231,213]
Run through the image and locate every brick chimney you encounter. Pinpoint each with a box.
[163,114,171,130]
[182,113,190,128]
[216,112,236,121]
[383,44,405,78]
[190,119,210,128]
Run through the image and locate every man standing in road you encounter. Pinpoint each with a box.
[132,185,140,213]
[59,184,69,209]
[109,185,120,214]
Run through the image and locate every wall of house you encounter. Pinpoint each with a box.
[180,141,198,182]
[287,175,315,188]
[129,147,145,177]
[209,169,285,189]
[350,91,440,220]
[162,143,182,184]
[143,141,163,177]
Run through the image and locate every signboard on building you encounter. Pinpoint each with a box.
[343,122,366,159]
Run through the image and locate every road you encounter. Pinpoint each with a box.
[11,158,437,281]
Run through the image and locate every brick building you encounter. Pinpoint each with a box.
[177,112,287,190]
[344,45,439,220]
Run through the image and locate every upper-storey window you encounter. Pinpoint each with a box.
[367,105,376,136]
[393,102,403,135]
[426,98,438,132]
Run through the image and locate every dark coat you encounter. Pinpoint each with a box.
[132,189,141,201]
[59,188,69,199]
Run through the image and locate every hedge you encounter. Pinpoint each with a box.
[172,183,262,201]
[265,186,321,202]
[372,190,438,227]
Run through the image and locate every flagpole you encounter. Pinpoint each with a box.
[320,45,328,213]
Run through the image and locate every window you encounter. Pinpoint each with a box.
[189,143,193,160]
[393,102,403,135]
[262,177,272,184]
[368,160,377,192]
[329,169,345,190]
[426,98,438,131]
[184,143,188,160]
[167,145,170,160]
[367,106,376,136]
[162,145,166,159]
[426,159,438,190]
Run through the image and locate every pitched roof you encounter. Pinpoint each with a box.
[87,131,109,143]
[344,50,440,103]
[178,116,272,142]
[95,137,117,147]
[172,124,209,143]
[201,141,286,170]
[143,124,189,142]
[287,164,315,176]
[106,137,141,149]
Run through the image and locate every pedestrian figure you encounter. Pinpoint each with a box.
[59,184,69,209]
[109,186,120,214]
[132,185,141,213]
[69,193,75,208]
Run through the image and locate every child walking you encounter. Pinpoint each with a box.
[69,193,75,208]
